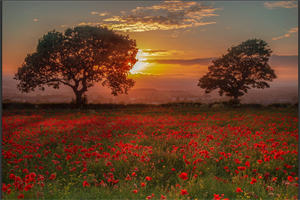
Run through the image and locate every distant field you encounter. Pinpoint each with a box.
[2,106,298,199]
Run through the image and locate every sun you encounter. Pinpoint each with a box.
[130,50,149,74]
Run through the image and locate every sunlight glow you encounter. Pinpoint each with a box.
[130,50,150,74]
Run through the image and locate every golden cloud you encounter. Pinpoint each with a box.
[82,0,219,32]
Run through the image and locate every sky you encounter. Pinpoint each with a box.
[2,1,298,104]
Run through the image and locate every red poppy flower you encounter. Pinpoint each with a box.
[9,174,16,180]
[236,187,243,193]
[288,176,294,182]
[213,194,224,200]
[24,184,33,191]
[29,172,36,179]
[257,160,263,164]
[125,175,131,181]
[83,181,90,187]
[131,172,137,177]
[181,189,188,195]
[237,166,246,171]
[132,189,138,194]
[250,178,257,184]
[49,173,56,180]
[81,168,87,173]
[179,172,188,180]
[145,176,152,181]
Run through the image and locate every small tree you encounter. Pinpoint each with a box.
[15,26,138,106]
[198,39,276,104]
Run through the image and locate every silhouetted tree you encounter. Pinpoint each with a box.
[15,26,138,106]
[198,39,276,104]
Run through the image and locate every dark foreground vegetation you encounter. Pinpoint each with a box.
[2,102,298,110]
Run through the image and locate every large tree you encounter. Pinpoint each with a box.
[15,26,138,105]
[198,39,276,103]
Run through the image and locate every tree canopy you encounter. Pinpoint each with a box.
[15,26,138,105]
[198,39,276,103]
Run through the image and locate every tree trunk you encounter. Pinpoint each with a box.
[72,79,88,107]
[232,96,240,104]
[74,90,85,106]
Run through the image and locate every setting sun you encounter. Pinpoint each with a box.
[130,49,150,74]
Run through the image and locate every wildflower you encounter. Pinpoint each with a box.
[24,184,33,191]
[141,182,146,187]
[83,181,90,187]
[179,172,188,180]
[213,194,224,200]
[237,166,246,171]
[29,172,36,179]
[132,189,138,194]
[145,176,152,181]
[125,175,131,181]
[2,184,8,192]
[160,194,166,199]
[81,168,87,173]
[18,193,24,199]
[257,160,263,164]
[131,172,137,177]
[245,161,250,167]
[288,176,294,182]
[181,189,188,195]
[235,159,241,164]
[49,173,56,180]
[9,173,16,180]
[250,178,257,184]
[236,187,243,193]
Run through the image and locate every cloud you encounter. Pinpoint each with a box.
[98,0,219,32]
[91,11,109,17]
[143,49,169,54]
[146,55,298,67]
[33,18,39,22]
[142,49,184,57]
[272,27,298,40]
[147,57,214,65]
[264,1,297,9]
[78,22,102,26]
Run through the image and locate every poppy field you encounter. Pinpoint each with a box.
[2,106,298,199]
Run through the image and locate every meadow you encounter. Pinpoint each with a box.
[2,105,298,199]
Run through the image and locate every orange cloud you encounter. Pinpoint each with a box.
[264,1,297,9]
[272,27,298,40]
[90,11,109,17]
